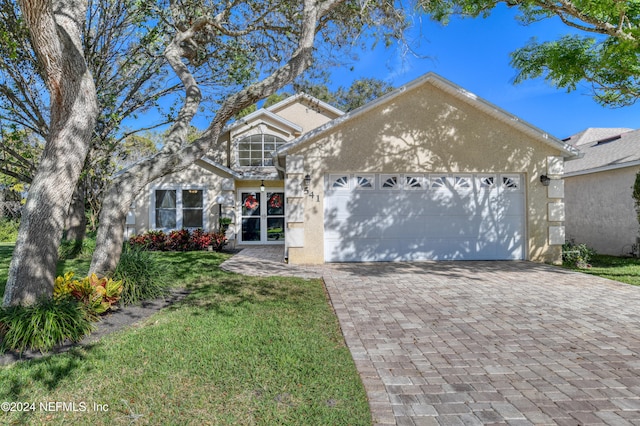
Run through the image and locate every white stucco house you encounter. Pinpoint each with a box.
[127,72,581,264]
[564,128,640,256]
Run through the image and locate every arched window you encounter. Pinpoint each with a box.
[238,134,286,166]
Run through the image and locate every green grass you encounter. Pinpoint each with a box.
[565,254,640,286]
[0,246,370,425]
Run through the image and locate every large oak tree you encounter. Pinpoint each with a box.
[3,0,98,306]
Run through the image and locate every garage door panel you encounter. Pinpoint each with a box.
[324,173,525,262]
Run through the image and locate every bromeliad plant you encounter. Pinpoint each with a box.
[55,272,123,318]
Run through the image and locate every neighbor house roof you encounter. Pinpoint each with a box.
[276,72,582,160]
[564,128,640,177]
[563,127,634,147]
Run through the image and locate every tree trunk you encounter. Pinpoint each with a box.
[3,0,98,306]
[64,184,87,242]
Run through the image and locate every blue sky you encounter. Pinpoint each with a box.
[327,5,640,139]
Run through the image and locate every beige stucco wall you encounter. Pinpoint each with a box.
[565,166,640,256]
[270,101,340,134]
[286,82,565,264]
[129,162,233,237]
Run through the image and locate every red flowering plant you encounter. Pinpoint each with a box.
[190,229,213,250]
[166,229,191,251]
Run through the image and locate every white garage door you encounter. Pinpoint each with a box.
[324,173,525,262]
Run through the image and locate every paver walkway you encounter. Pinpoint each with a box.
[221,248,640,425]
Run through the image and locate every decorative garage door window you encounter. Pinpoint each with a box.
[355,175,374,189]
[381,175,400,189]
[430,176,448,189]
[405,175,423,189]
[502,175,520,190]
[330,175,350,190]
[453,176,472,189]
[479,175,496,188]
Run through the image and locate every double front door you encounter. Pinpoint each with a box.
[239,190,285,244]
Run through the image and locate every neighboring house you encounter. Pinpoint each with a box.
[129,72,581,264]
[563,128,640,256]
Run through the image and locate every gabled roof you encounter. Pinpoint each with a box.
[276,72,581,159]
[224,108,303,137]
[266,92,344,118]
[564,128,640,176]
[563,127,634,147]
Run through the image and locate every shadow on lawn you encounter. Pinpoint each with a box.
[171,274,309,315]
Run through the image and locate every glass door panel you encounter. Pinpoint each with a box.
[241,192,261,242]
[266,192,285,242]
[267,218,284,241]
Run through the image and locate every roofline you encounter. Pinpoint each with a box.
[277,72,581,160]
[267,92,344,117]
[195,157,241,179]
[223,108,303,135]
[564,159,640,177]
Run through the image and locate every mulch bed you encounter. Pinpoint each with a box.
[0,289,189,366]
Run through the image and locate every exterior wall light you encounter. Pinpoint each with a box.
[260,180,265,192]
[540,174,551,186]
[303,174,311,193]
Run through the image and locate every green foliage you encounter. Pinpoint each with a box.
[54,272,123,319]
[420,0,640,107]
[0,217,19,242]
[335,77,394,111]
[562,240,597,268]
[113,245,170,305]
[633,171,640,231]
[128,228,227,251]
[0,298,93,353]
[58,236,96,260]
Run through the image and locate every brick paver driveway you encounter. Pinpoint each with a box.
[322,261,640,426]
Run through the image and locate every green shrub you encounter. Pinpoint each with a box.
[54,272,123,319]
[0,298,93,353]
[128,228,227,251]
[562,240,597,268]
[113,245,170,305]
[0,218,19,242]
[58,235,96,259]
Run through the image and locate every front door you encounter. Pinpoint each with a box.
[239,190,285,244]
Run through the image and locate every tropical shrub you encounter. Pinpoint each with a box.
[191,228,213,250]
[0,298,93,353]
[562,240,596,268]
[210,231,228,251]
[166,229,191,251]
[128,230,167,250]
[113,245,170,305]
[128,229,227,252]
[54,272,123,319]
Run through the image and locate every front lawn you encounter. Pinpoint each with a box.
[565,254,640,286]
[0,246,370,425]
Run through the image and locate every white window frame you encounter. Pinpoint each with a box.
[150,185,208,231]
[237,134,286,167]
